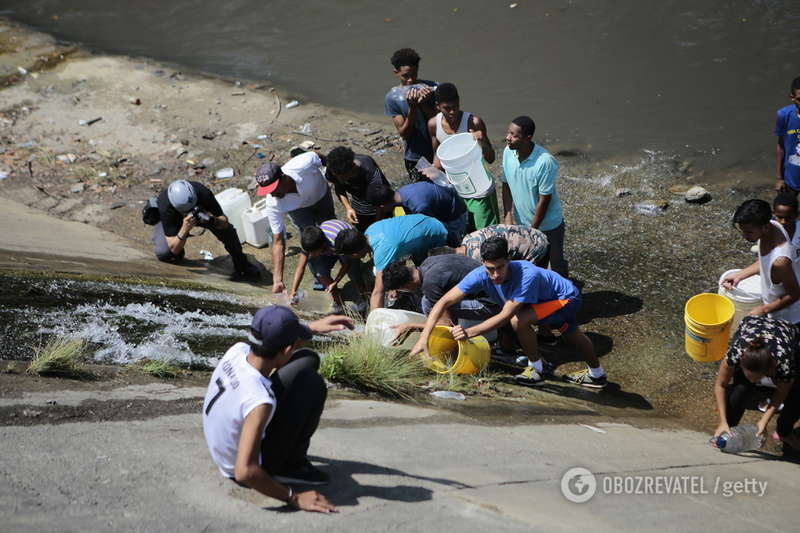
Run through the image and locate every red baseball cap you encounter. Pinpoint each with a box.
[255,162,283,196]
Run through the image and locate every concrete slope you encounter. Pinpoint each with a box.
[1,399,796,532]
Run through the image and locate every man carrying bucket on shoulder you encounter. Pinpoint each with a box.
[722,199,800,323]
[410,236,607,388]
[427,82,500,232]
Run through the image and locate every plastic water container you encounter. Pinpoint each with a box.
[436,133,493,198]
[713,424,764,454]
[717,269,761,330]
[365,308,427,350]
[241,198,270,247]
[215,188,251,244]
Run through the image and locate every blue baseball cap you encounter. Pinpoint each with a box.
[248,305,312,349]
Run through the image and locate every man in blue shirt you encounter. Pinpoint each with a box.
[366,181,467,246]
[411,236,607,388]
[334,214,448,311]
[775,76,800,194]
[384,48,437,180]
[501,115,568,277]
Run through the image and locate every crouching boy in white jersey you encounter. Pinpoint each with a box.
[202,305,352,513]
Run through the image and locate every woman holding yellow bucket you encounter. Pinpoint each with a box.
[721,199,800,322]
[712,315,800,457]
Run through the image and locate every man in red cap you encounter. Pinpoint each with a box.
[255,151,335,294]
[203,305,352,512]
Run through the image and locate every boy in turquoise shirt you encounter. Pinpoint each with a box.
[501,116,568,277]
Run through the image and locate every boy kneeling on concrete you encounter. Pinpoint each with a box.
[410,236,608,388]
[202,305,352,513]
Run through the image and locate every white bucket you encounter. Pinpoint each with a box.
[718,269,761,330]
[241,199,270,248]
[365,308,427,350]
[436,133,493,199]
[215,188,251,244]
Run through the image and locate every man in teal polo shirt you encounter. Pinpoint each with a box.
[501,115,568,277]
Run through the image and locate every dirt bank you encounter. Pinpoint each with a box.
[0,18,776,436]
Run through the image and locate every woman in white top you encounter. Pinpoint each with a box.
[723,199,800,323]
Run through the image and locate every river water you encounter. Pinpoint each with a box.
[3,0,799,181]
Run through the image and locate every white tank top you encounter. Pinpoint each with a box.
[435,111,472,143]
[759,220,800,323]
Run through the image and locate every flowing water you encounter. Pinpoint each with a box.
[0,276,256,367]
[3,0,799,181]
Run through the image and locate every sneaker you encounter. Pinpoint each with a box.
[514,366,545,387]
[541,359,557,378]
[491,347,522,366]
[229,265,260,282]
[563,369,607,389]
[271,459,330,486]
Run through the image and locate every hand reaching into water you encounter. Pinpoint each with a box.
[310,315,354,334]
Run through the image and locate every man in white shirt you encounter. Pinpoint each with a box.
[256,152,335,294]
[202,305,352,513]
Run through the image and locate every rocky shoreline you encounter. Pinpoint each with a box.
[0,18,774,434]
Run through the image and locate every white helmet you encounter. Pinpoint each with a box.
[167,180,197,213]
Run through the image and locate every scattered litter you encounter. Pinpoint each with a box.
[70,183,85,194]
[373,149,387,155]
[199,250,214,261]
[634,202,667,216]
[110,202,126,210]
[231,91,246,96]
[299,140,316,150]
[129,97,141,105]
[215,167,234,179]
[256,134,269,140]
[0,171,9,180]
[78,117,103,126]
[202,158,216,166]
[17,66,28,75]
[430,391,465,400]
[251,144,263,149]
[16,141,36,148]
[286,100,300,109]
[98,172,108,178]
[614,188,632,197]
[685,185,711,204]
[509,3,519,8]
[299,123,313,134]
[56,153,78,164]
[578,424,607,434]
[149,178,163,183]
[256,152,266,159]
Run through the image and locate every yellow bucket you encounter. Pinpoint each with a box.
[684,293,735,362]
[393,206,406,217]
[426,326,490,374]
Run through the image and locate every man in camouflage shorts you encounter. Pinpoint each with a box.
[457,224,549,267]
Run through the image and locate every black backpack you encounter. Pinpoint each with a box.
[141,196,160,225]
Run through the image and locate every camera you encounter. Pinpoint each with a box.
[190,206,215,228]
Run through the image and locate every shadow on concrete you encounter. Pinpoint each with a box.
[266,455,472,509]
[534,380,654,410]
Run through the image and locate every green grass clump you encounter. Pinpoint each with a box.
[27,337,88,377]
[320,335,426,399]
[135,358,181,379]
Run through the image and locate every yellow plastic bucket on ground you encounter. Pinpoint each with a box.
[426,326,490,374]
[684,293,735,362]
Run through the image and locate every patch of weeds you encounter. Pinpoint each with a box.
[134,358,181,379]
[27,337,90,378]
[429,367,503,396]
[320,335,426,399]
